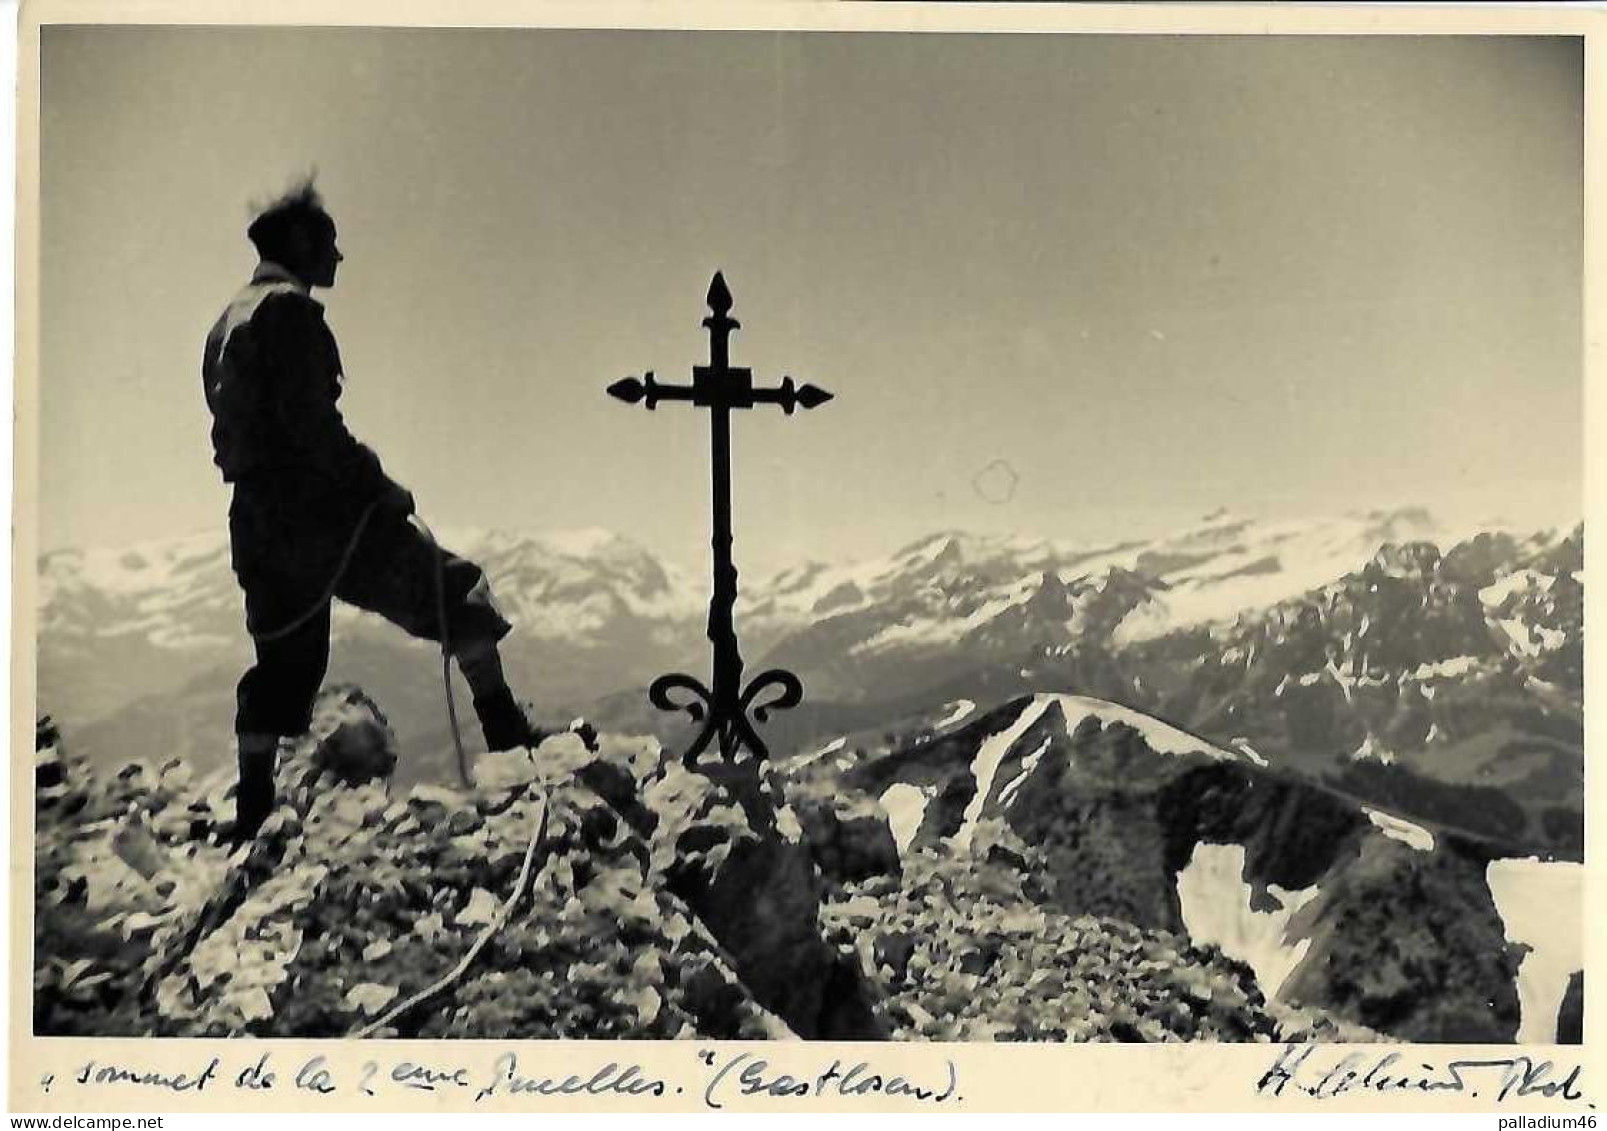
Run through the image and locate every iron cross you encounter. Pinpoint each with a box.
[607,272,832,786]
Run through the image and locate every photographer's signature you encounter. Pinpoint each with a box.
[1257,1044,1591,1107]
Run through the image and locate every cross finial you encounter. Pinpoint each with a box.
[706,271,734,317]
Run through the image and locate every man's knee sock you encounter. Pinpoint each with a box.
[234,733,279,835]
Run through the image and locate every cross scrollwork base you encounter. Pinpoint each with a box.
[648,667,805,768]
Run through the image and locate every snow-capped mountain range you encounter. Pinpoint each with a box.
[40,506,1468,675]
[38,526,699,732]
[751,507,1452,646]
[743,507,1494,704]
[37,507,1582,831]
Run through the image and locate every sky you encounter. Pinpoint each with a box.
[37,28,1584,573]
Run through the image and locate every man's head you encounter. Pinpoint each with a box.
[247,180,344,290]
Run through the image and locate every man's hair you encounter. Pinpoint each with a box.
[247,178,333,264]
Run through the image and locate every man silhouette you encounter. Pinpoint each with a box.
[202,181,552,839]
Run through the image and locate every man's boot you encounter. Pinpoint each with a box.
[227,733,278,842]
[457,640,597,753]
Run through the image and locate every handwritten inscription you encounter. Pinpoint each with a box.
[48,1050,959,1110]
[1256,1045,1592,1107]
[473,1054,670,1101]
[74,1057,220,1093]
[698,1050,958,1110]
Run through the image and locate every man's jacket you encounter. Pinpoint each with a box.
[202,262,396,505]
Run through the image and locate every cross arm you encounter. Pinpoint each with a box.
[606,372,697,410]
[750,375,834,415]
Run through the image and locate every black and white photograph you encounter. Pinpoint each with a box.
[18,5,1589,1083]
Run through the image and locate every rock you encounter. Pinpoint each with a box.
[985,839,1031,873]
[159,759,194,794]
[1277,836,1521,1042]
[796,795,902,883]
[475,789,525,817]
[406,784,465,830]
[575,755,656,837]
[37,745,65,789]
[474,749,540,792]
[956,936,1001,976]
[391,815,421,839]
[835,895,881,925]
[412,912,448,945]
[679,955,754,1037]
[407,785,464,808]
[329,787,389,831]
[455,888,500,928]
[447,809,483,837]
[308,686,397,786]
[529,732,600,785]
[1558,970,1583,1044]
[39,703,1303,1044]
[658,779,887,1040]
[1372,540,1443,578]
[344,982,399,1016]
[111,817,166,879]
[873,931,916,981]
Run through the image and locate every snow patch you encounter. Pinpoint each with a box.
[1228,739,1269,767]
[1364,808,1434,852]
[1486,857,1584,1044]
[996,735,1053,810]
[853,575,1042,655]
[1496,618,1565,659]
[1479,569,1553,609]
[1325,660,1356,705]
[799,737,846,766]
[1107,511,1452,642]
[952,697,1057,851]
[935,699,977,729]
[1408,655,1481,682]
[1176,843,1319,999]
[1050,694,1237,761]
[1350,734,1395,765]
[879,783,936,855]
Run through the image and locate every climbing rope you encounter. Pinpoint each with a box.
[349,787,551,1039]
[240,493,556,1036]
[412,512,471,791]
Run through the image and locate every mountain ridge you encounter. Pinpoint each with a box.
[38,507,1582,860]
[802,688,1581,1042]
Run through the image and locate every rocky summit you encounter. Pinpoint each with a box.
[36,687,871,1040]
[36,687,1360,1044]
